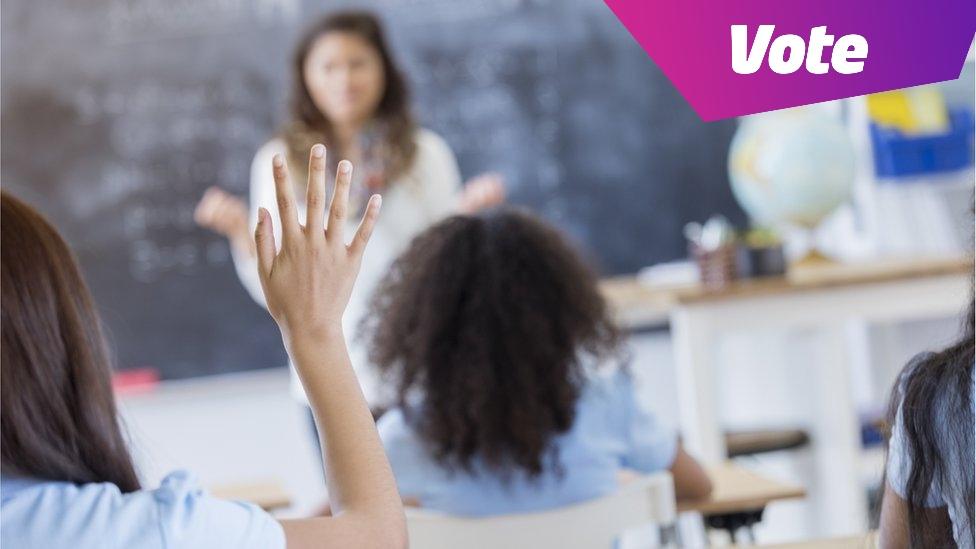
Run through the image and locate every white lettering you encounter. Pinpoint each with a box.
[730,25,868,75]
[731,24,775,75]
[832,34,868,74]
[805,26,834,74]
[768,34,806,74]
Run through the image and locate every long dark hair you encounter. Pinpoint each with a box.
[282,11,417,185]
[366,208,621,479]
[884,292,975,547]
[0,192,140,492]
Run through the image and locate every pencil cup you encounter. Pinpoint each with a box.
[691,243,738,289]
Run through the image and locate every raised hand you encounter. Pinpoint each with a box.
[258,146,404,548]
[253,144,381,347]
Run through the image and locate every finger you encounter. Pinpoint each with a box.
[349,194,382,257]
[254,207,276,277]
[305,144,327,236]
[272,153,301,243]
[327,159,353,245]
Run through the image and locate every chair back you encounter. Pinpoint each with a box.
[405,472,676,549]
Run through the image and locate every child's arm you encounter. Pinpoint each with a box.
[878,482,952,548]
[255,145,406,549]
[618,444,711,499]
[618,371,712,499]
[668,445,713,500]
[878,483,910,548]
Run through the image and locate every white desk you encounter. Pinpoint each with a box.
[603,256,971,535]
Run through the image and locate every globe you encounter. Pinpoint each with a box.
[728,107,856,262]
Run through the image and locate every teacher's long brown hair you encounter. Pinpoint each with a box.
[1,192,140,492]
[283,11,418,185]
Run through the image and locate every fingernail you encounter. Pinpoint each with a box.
[373,194,382,208]
[339,160,352,174]
[311,144,324,158]
[272,154,283,168]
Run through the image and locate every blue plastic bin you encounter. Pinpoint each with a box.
[870,108,975,178]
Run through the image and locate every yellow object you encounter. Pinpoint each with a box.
[867,89,949,134]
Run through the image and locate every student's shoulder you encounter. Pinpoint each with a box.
[575,361,640,423]
[582,360,638,403]
[376,407,441,485]
[1,476,130,518]
[1,472,283,549]
[151,470,284,547]
[376,408,437,463]
[1,476,158,547]
[377,407,420,447]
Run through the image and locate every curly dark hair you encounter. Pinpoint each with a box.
[365,207,621,480]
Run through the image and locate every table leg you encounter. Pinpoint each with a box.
[806,327,868,535]
[671,309,725,463]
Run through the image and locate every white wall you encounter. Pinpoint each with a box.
[119,368,325,516]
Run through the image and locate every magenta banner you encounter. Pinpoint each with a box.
[604,0,976,121]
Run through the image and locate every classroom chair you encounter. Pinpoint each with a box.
[404,472,677,549]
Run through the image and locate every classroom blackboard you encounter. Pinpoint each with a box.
[0,0,745,380]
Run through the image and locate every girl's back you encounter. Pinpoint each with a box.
[367,208,711,516]
[378,368,676,516]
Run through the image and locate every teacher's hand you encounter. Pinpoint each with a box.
[458,172,506,214]
[254,144,381,347]
[194,187,253,255]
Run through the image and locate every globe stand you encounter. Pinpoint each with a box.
[793,248,835,268]
[790,226,837,271]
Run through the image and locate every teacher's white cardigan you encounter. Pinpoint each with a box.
[232,129,462,406]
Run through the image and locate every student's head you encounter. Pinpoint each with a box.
[0,192,140,491]
[285,11,416,181]
[367,208,621,479]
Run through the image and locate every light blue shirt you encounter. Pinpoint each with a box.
[378,368,677,516]
[0,470,284,549]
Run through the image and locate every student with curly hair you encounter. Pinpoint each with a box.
[364,208,712,516]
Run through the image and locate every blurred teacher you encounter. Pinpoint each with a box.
[196,11,504,409]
